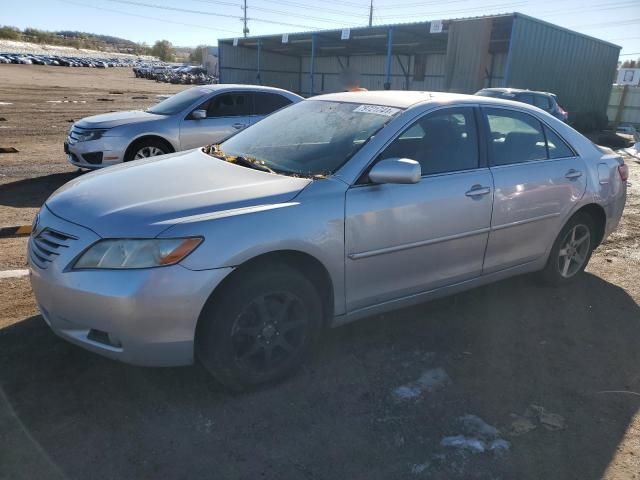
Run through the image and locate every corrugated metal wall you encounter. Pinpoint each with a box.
[608,85,640,126]
[506,15,620,116]
[219,43,300,92]
[300,55,423,94]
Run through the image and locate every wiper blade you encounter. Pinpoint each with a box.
[233,156,275,174]
[203,144,275,173]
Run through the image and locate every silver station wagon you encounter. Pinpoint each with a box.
[30,91,627,390]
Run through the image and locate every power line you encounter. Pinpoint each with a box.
[620,52,640,56]
[57,0,241,35]
[106,0,324,29]
[254,0,367,16]
[376,1,527,20]
[192,0,367,24]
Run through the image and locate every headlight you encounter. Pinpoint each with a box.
[76,129,109,142]
[73,238,202,269]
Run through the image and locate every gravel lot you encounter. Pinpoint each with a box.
[1,65,639,480]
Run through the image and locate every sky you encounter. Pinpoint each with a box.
[2,0,639,58]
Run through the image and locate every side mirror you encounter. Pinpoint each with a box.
[191,109,207,120]
[368,158,421,185]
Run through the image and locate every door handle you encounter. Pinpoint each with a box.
[232,123,246,129]
[465,185,491,197]
[565,169,583,180]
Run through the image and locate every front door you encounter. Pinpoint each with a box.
[345,107,494,311]
[179,92,251,150]
[481,107,587,273]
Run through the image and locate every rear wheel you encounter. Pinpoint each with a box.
[541,213,595,285]
[124,138,170,161]
[196,265,322,391]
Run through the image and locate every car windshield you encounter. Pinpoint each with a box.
[147,87,209,115]
[217,100,401,176]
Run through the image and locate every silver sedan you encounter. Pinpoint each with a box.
[64,84,302,168]
[30,91,627,390]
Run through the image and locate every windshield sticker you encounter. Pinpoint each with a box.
[353,105,400,117]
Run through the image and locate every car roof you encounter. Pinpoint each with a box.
[310,90,558,116]
[198,84,302,97]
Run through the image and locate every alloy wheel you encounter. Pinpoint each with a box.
[134,146,165,159]
[557,224,591,278]
[231,292,308,374]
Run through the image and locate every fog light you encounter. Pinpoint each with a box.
[87,329,122,348]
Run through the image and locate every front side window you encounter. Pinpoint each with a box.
[485,108,573,165]
[218,100,399,176]
[253,92,292,116]
[378,108,479,176]
[206,93,250,118]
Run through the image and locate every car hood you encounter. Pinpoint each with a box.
[75,110,165,129]
[46,149,312,237]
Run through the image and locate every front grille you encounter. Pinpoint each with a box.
[30,228,77,269]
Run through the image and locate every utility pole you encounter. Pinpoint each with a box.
[368,0,373,27]
[242,0,249,37]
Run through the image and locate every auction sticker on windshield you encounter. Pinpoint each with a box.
[353,105,401,116]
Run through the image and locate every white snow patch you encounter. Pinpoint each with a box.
[410,462,429,474]
[0,102,12,105]
[440,414,510,456]
[441,435,486,453]
[393,367,451,400]
[0,269,29,280]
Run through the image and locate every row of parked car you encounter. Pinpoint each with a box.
[0,53,137,68]
[133,64,217,85]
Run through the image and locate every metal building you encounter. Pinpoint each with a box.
[218,13,620,117]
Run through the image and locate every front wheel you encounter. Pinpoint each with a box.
[540,213,595,285]
[124,138,169,162]
[196,265,323,391]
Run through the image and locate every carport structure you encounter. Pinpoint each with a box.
[218,13,620,116]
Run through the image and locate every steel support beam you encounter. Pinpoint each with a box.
[384,27,394,90]
[310,34,317,96]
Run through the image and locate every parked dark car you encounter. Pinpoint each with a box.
[475,88,569,122]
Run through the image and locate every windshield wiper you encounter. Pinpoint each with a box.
[203,144,275,173]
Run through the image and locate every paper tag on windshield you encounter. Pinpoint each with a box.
[353,105,400,117]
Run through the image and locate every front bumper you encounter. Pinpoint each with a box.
[28,206,232,366]
[65,135,128,169]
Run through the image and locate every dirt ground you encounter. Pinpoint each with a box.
[1,65,639,480]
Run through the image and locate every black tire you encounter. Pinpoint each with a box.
[540,212,596,286]
[124,138,169,162]
[196,264,323,391]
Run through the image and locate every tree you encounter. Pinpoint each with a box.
[0,26,20,40]
[151,40,175,62]
[189,45,207,65]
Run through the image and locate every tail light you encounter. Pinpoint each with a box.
[618,163,629,182]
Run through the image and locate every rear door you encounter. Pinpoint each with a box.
[250,92,295,125]
[481,107,587,273]
[179,92,251,149]
[345,107,493,311]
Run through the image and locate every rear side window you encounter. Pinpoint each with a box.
[253,92,292,116]
[534,95,551,110]
[544,126,575,159]
[517,93,535,105]
[485,109,547,165]
[207,93,250,117]
[485,108,574,165]
[379,107,479,175]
